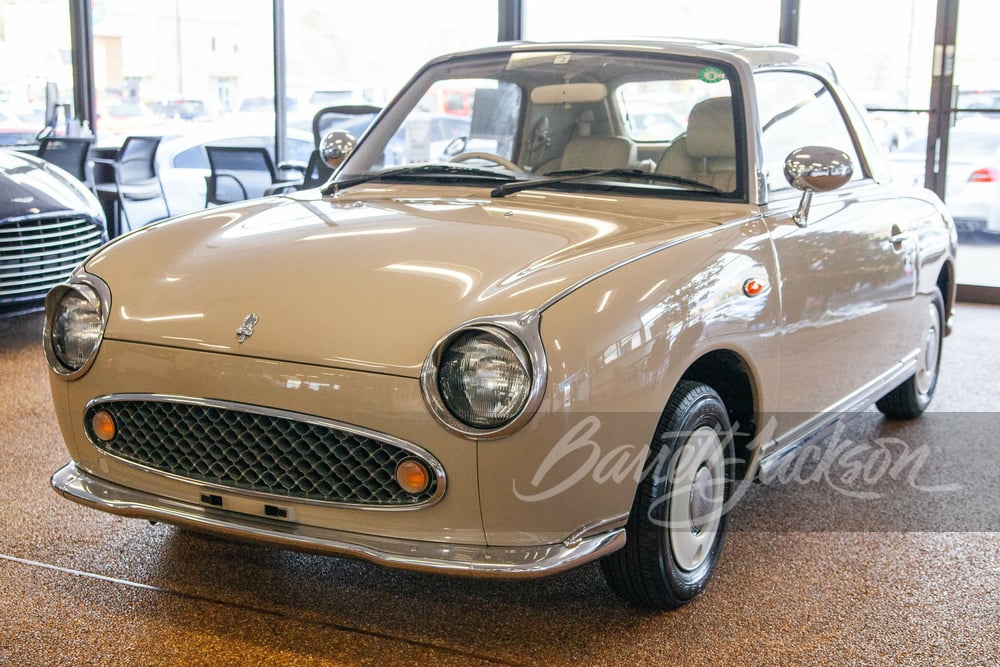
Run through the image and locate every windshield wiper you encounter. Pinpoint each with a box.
[322,164,518,195]
[490,168,721,198]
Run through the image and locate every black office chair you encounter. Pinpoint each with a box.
[204,145,301,206]
[93,135,170,236]
[311,104,381,147]
[36,136,95,185]
[297,150,335,190]
[297,104,380,191]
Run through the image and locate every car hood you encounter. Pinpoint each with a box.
[88,185,754,377]
[0,150,103,220]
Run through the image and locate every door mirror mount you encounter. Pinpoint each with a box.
[783,146,853,226]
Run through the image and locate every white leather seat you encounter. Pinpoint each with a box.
[544,135,637,173]
[656,97,737,191]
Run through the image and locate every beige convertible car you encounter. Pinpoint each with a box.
[45,39,956,610]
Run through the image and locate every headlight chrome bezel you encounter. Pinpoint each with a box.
[421,311,547,440]
[43,271,111,380]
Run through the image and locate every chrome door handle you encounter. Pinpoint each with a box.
[889,224,911,248]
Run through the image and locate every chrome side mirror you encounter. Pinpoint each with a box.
[783,146,853,226]
[319,130,357,170]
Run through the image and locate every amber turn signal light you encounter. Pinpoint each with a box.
[91,409,116,441]
[395,459,431,494]
[743,278,766,297]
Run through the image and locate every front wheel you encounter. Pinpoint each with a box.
[876,288,945,419]
[600,381,735,610]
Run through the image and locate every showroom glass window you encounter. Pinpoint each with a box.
[522,0,779,43]
[948,0,1000,288]
[84,0,274,145]
[754,71,864,195]
[0,0,73,144]
[796,0,934,174]
[282,1,497,147]
[799,0,1000,289]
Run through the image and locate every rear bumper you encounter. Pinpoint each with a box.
[51,462,625,579]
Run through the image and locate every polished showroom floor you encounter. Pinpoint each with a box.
[1,304,998,666]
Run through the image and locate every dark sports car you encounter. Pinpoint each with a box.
[1,149,107,317]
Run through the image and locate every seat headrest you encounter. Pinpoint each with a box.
[560,136,636,170]
[686,97,735,160]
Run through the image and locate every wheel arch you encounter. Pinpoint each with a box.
[936,259,955,335]
[678,348,759,480]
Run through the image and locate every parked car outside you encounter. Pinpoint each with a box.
[957,88,1000,121]
[45,39,956,610]
[236,96,299,115]
[858,93,920,154]
[304,84,375,115]
[95,98,171,145]
[0,104,39,146]
[151,98,216,122]
[1,149,107,317]
[889,121,1000,235]
[866,112,909,152]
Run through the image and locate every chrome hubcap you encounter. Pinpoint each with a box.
[669,426,725,572]
[915,302,940,396]
[688,465,715,533]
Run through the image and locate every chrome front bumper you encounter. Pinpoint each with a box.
[51,462,626,579]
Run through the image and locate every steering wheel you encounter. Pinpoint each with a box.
[449,152,522,172]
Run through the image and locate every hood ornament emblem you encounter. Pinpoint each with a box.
[236,313,259,343]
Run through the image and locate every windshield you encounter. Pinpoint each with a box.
[335,49,744,199]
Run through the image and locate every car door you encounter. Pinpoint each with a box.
[755,71,919,422]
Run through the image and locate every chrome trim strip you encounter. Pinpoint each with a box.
[420,310,548,440]
[0,246,97,272]
[0,214,95,233]
[3,273,91,296]
[537,214,764,313]
[51,462,625,579]
[563,512,629,548]
[1,231,104,255]
[84,393,448,511]
[0,227,103,249]
[756,353,919,483]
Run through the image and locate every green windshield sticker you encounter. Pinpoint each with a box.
[699,66,727,84]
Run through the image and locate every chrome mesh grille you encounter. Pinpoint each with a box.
[0,214,105,305]
[85,399,439,506]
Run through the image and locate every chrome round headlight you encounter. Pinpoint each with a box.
[436,327,532,429]
[422,312,547,439]
[45,283,106,377]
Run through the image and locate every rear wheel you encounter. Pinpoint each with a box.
[600,381,734,610]
[876,288,945,419]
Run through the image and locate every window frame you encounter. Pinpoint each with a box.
[753,68,881,203]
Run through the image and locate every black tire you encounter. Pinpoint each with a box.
[600,381,735,610]
[876,288,945,420]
